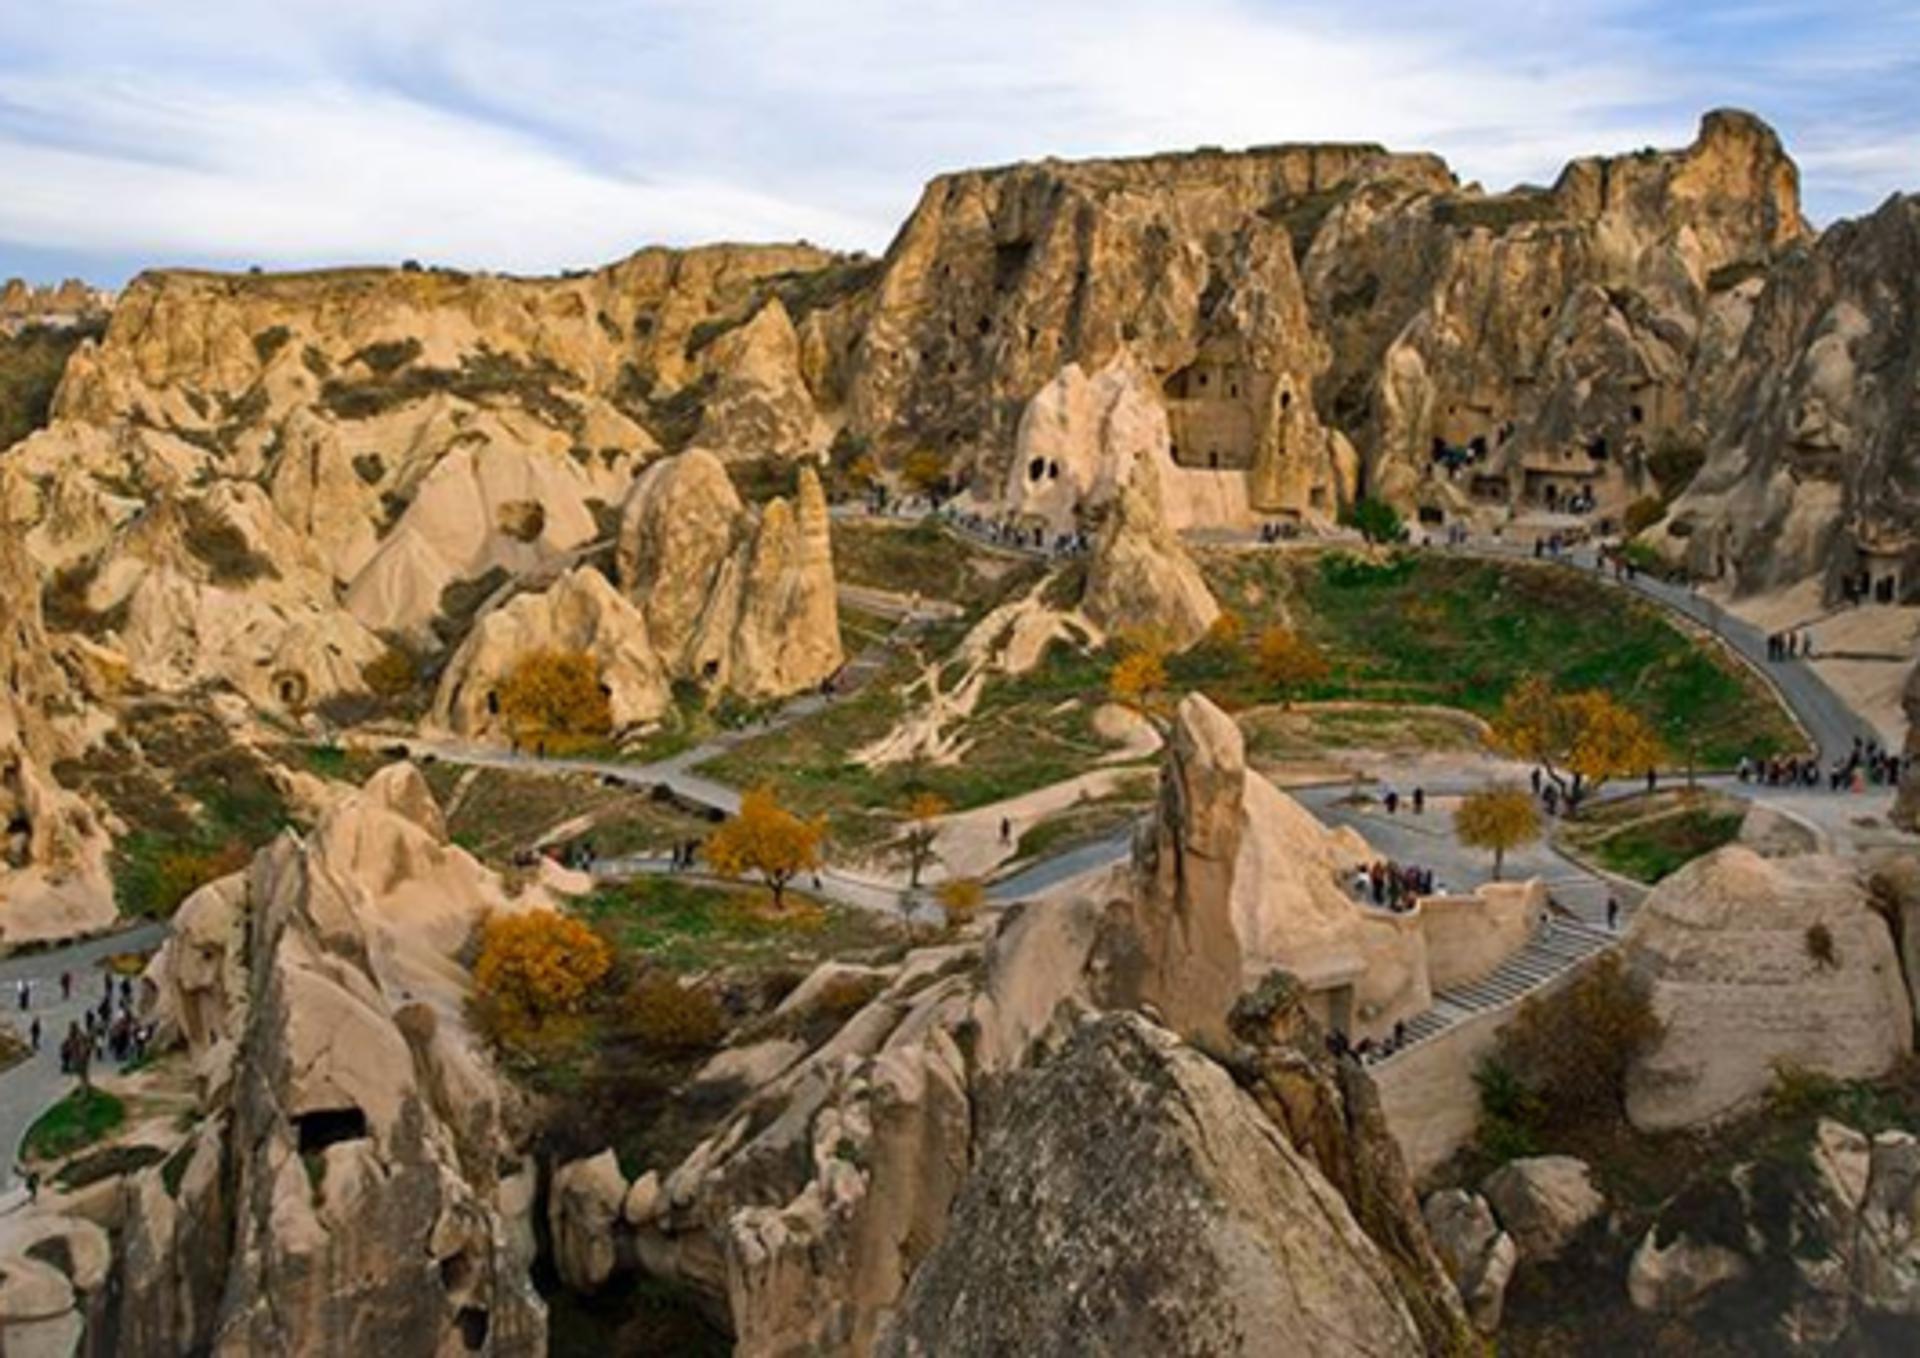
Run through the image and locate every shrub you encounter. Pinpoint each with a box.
[1255,626,1329,707]
[251,326,292,364]
[1805,922,1837,969]
[627,972,726,1051]
[113,834,249,920]
[1339,496,1405,544]
[935,877,986,931]
[362,646,420,700]
[1490,952,1663,1125]
[24,1088,126,1161]
[182,501,278,585]
[1622,495,1665,537]
[471,910,614,1050]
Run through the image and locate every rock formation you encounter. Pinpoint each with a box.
[1895,661,1919,833]
[1646,193,1920,596]
[1079,465,1221,650]
[616,449,842,698]
[1103,692,1486,1041]
[1478,1156,1606,1263]
[0,510,114,944]
[602,698,1495,1353]
[1629,1117,1920,1345]
[1423,1190,1518,1331]
[878,1014,1429,1358]
[121,763,548,1355]
[695,297,831,461]
[1625,846,1915,1131]
[432,566,670,739]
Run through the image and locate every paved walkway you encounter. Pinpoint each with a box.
[0,923,167,1194]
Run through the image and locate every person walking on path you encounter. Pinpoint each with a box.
[14,979,27,1011]
[1607,897,1620,931]
[27,1017,39,1052]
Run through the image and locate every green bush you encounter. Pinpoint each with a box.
[626,973,726,1051]
[1338,497,1405,545]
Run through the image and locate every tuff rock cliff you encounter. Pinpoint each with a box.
[580,695,1471,1356]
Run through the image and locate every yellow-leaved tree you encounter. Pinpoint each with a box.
[704,786,827,909]
[1255,626,1330,709]
[1493,675,1661,807]
[1109,634,1172,724]
[901,790,948,888]
[935,877,986,932]
[471,910,614,1050]
[1454,785,1543,879]
[499,648,612,751]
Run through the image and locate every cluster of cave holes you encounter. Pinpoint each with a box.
[1026,459,1062,484]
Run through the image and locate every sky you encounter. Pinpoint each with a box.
[2,0,1918,285]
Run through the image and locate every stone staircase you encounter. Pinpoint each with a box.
[1377,914,1619,1060]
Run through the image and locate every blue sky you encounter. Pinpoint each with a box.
[2,0,1917,285]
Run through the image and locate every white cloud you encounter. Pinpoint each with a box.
[0,0,1911,279]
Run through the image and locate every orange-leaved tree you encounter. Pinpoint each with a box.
[1454,784,1542,879]
[471,909,614,1049]
[1255,626,1330,709]
[901,790,948,888]
[704,786,827,909]
[1493,674,1661,807]
[499,648,612,751]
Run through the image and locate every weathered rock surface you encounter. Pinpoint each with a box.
[695,297,831,461]
[1479,1156,1605,1263]
[550,1150,629,1295]
[1895,661,1919,832]
[1101,692,1454,1042]
[629,698,1467,1355]
[1627,1224,1751,1313]
[1079,464,1220,650]
[0,513,113,945]
[1625,847,1914,1131]
[432,565,670,738]
[125,762,549,1355]
[617,450,842,698]
[1423,1189,1517,1331]
[878,1014,1428,1357]
[1646,193,1920,597]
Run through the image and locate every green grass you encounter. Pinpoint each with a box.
[24,1088,126,1161]
[575,877,902,973]
[1559,791,1746,883]
[699,640,1123,850]
[1197,550,1798,769]
[833,518,1037,612]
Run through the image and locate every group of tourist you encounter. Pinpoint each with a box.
[1352,858,1437,912]
[1255,521,1302,544]
[1326,1019,1412,1065]
[56,974,149,1074]
[1738,737,1911,793]
[1766,630,1816,661]
[934,505,1089,558]
[664,838,705,871]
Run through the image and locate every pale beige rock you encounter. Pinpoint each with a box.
[695,297,830,460]
[431,565,671,739]
[1627,1226,1751,1313]
[1625,847,1914,1131]
[1080,463,1220,651]
[1479,1156,1605,1263]
[619,450,843,699]
[1422,1189,1517,1332]
[550,1150,629,1295]
[132,763,548,1355]
[623,1171,663,1227]
[1896,662,1919,832]
[878,1014,1428,1357]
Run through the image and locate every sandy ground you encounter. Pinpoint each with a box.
[931,766,1150,882]
[1713,579,1918,744]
